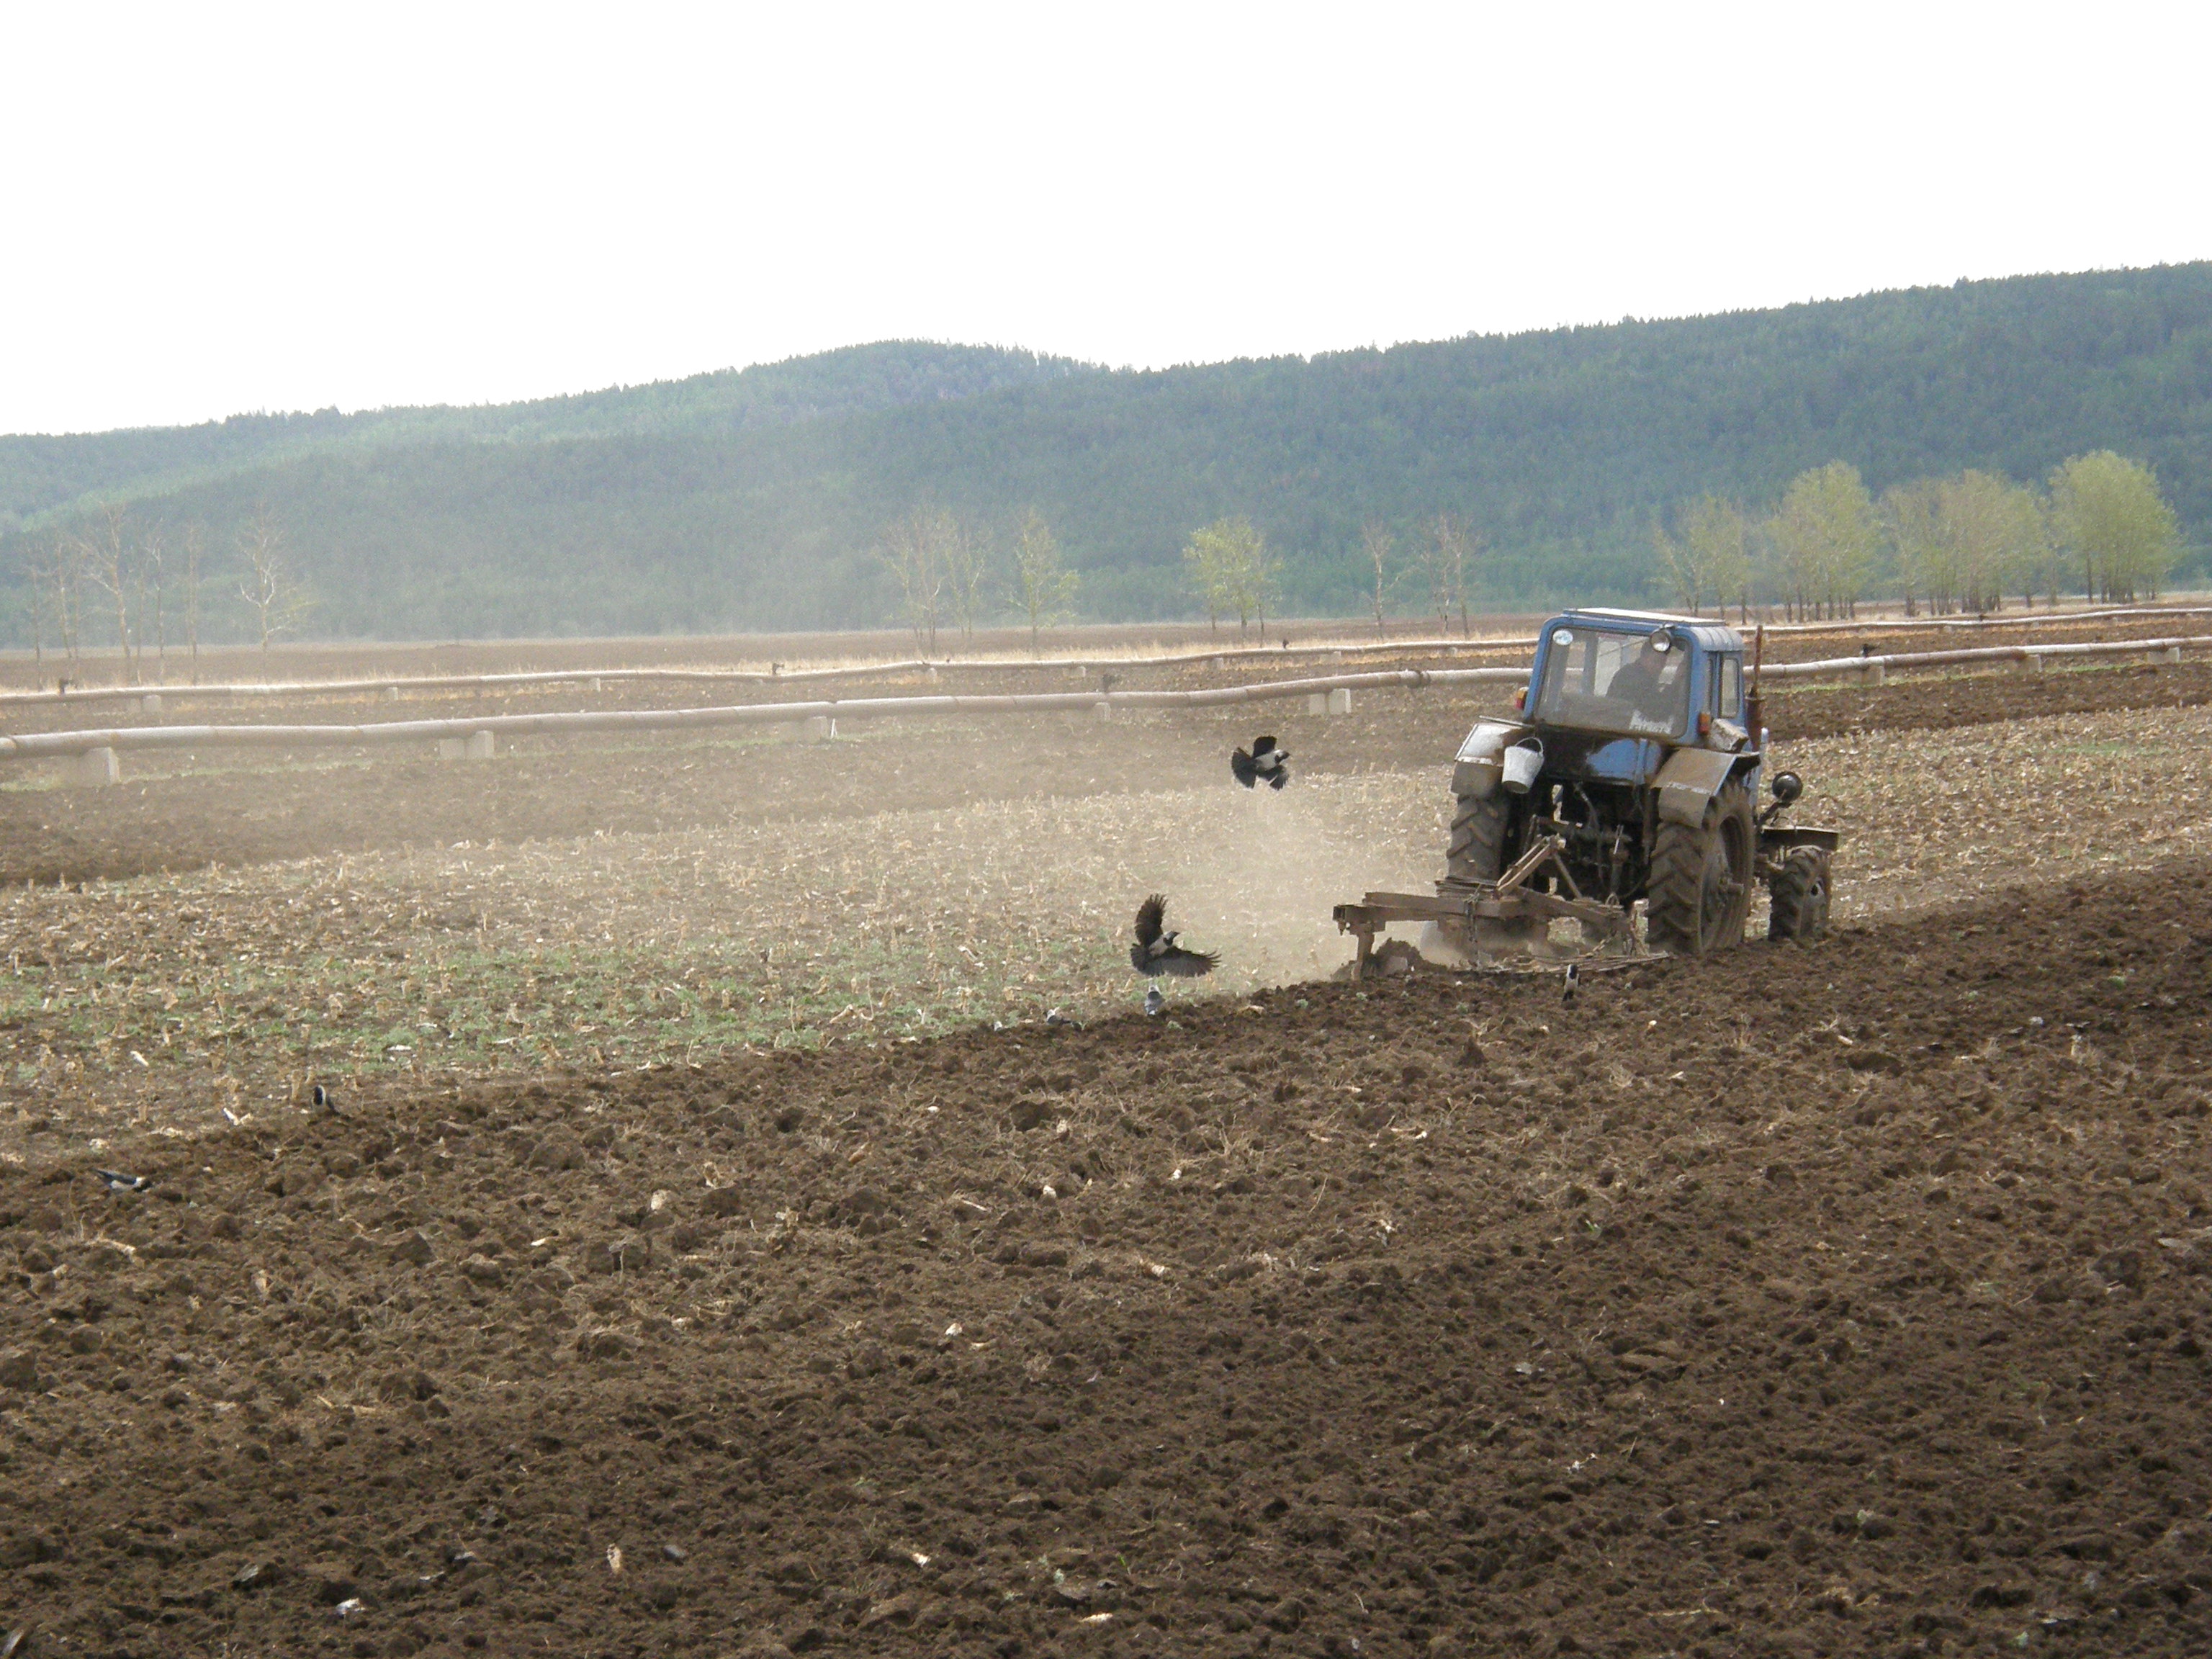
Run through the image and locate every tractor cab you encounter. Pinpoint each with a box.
[1518,610,1751,774]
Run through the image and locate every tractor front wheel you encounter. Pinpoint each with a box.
[1645,778,1755,956]
[1766,846,1833,943]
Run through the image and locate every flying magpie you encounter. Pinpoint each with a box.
[1230,736,1290,791]
[1130,894,1219,978]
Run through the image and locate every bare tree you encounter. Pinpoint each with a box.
[22,532,63,663]
[36,532,86,666]
[939,513,994,644]
[1360,521,1394,634]
[1417,513,1478,635]
[1010,508,1079,655]
[181,522,206,680]
[136,524,168,673]
[876,505,948,652]
[235,503,309,662]
[77,501,138,680]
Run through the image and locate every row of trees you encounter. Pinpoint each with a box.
[14,503,313,677]
[1184,511,1489,639]
[875,505,1080,653]
[1654,451,2182,621]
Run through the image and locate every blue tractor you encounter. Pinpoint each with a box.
[1335,609,1838,970]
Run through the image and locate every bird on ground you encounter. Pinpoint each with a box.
[1130,894,1218,978]
[1230,736,1290,791]
[311,1084,335,1109]
[1562,963,1581,1006]
[1143,987,1166,1017]
[96,1169,150,1193]
[1045,1007,1084,1029]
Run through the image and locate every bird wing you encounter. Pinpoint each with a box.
[1154,944,1219,978]
[1252,735,1277,756]
[1229,749,1257,788]
[1267,768,1290,791]
[1134,894,1166,948]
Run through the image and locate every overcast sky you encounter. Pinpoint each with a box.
[4,1,2206,436]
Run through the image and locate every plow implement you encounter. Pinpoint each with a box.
[1332,835,1635,976]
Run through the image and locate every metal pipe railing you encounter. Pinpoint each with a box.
[4,631,2202,765]
[8,603,2205,709]
[0,667,1522,760]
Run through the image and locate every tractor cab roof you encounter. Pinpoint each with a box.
[1548,608,1745,654]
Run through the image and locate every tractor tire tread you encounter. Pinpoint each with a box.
[1767,846,1833,944]
[1447,791,1512,883]
[1646,778,1754,956]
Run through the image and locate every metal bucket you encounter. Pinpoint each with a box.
[1500,738,1543,794]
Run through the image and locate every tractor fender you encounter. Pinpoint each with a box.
[1653,747,1753,827]
[1451,719,1531,799]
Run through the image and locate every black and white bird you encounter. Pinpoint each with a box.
[310,1084,335,1110]
[1143,986,1166,1017]
[1561,963,1581,1006]
[95,1169,150,1193]
[1130,894,1219,978]
[1230,735,1290,791]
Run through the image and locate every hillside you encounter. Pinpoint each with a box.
[0,341,1090,532]
[4,265,2211,641]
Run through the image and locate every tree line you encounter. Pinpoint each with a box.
[14,502,312,678]
[1650,451,2181,621]
[873,505,1080,654]
[3,267,2208,642]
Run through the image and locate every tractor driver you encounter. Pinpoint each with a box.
[1606,631,1685,727]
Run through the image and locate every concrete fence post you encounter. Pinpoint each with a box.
[1862,662,1886,686]
[805,715,833,742]
[2026,654,2047,674]
[66,747,121,786]
[1305,693,1328,716]
[467,730,495,760]
[2163,645,2183,665]
[1094,701,1112,721]
[385,685,401,701]
[140,693,163,714]
[1328,688,1353,716]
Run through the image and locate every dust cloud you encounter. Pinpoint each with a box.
[1135,773,1446,990]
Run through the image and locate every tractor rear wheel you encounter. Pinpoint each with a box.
[1766,846,1833,943]
[1645,778,1755,956]
[1442,791,1540,949]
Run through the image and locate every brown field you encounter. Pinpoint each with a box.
[4,625,2212,1658]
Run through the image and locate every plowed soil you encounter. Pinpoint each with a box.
[7,860,2212,1658]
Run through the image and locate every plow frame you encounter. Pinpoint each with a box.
[1331,835,1635,975]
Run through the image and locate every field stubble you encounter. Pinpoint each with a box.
[6,699,2212,1151]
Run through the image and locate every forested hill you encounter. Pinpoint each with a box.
[5,265,2211,640]
[0,342,1092,530]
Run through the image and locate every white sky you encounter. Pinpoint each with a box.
[3,1,2207,436]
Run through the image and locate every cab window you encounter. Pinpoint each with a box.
[1717,655,1743,719]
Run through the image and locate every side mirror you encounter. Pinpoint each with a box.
[1771,770,1803,806]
